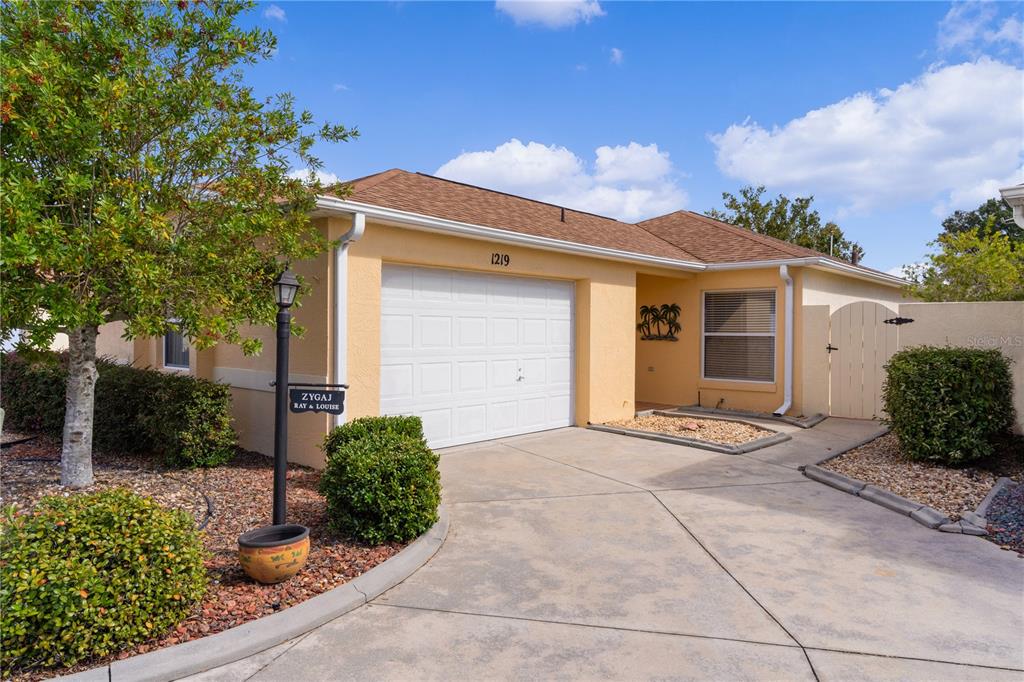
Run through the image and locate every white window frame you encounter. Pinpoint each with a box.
[162,324,191,372]
[701,288,777,384]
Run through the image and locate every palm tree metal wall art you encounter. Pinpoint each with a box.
[637,303,681,341]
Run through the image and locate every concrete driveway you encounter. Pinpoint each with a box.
[191,419,1024,681]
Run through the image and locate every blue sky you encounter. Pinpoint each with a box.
[243,1,1023,274]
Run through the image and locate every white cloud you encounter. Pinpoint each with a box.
[609,47,624,65]
[262,4,286,22]
[938,2,1023,54]
[710,59,1024,215]
[435,138,686,222]
[287,168,341,185]
[332,83,349,92]
[495,0,605,29]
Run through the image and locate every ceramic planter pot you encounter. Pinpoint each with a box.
[238,524,310,584]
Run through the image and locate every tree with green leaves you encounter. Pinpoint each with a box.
[1,0,356,487]
[905,219,1024,302]
[941,197,1021,245]
[707,185,864,264]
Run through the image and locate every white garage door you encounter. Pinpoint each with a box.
[380,264,574,448]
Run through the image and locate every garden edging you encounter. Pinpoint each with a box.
[52,507,450,682]
[802,464,991,535]
[588,411,791,455]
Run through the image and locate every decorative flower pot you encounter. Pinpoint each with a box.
[238,524,310,584]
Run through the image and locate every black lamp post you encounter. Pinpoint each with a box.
[235,268,310,585]
[271,268,299,526]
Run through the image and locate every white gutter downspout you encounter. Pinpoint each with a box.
[774,264,794,416]
[333,212,366,427]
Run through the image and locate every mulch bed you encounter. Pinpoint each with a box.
[604,414,772,445]
[1,437,405,681]
[985,482,1024,554]
[822,432,1024,520]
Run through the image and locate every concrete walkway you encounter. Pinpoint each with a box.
[189,419,1024,681]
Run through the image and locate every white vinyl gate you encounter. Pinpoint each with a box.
[380,264,574,448]
[828,301,899,419]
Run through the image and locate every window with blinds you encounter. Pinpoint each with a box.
[703,290,776,382]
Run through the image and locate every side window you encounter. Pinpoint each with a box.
[163,329,190,370]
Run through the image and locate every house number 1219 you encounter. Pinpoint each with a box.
[491,253,510,266]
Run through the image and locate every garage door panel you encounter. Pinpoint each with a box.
[522,318,547,345]
[491,318,518,345]
[457,361,487,392]
[457,317,487,346]
[488,401,518,432]
[549,318,571,346]
[521,357,546,386]
[381,314,413,348]
[419,408,452,443]
[381,265,574,448]
[381,267,414,299]
[455,405,487,437]
[419,316,452,347]
[381,364,413,400]
[453,273,487,304]
[419,362,452,396]
[488,278,520,305]
[414,269,453,301]
[491,359,518,388]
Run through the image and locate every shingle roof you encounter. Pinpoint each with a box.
[343,170,698,262]
[635,210,827,263]
[339,170,885,278]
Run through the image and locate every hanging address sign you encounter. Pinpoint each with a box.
[287,383,347,415]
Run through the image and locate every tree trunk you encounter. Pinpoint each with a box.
[61,324,99,488]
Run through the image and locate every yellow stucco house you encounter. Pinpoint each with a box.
[99,170,907,467]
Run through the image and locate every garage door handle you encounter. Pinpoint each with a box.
[826,344,839,353]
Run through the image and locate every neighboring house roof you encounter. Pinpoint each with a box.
[326,169,901,285]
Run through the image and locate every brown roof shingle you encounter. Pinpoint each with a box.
[337,170,890,280]
[635,210,828,263]
[342,170,699,262]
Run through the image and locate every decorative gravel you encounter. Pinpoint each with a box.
[823,432,1023,520]
[984,483,1024,554]
[604,414,772,445]
[1,437,405,681]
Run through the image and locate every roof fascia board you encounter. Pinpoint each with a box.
[315,197,706,271]
[705,257,906,288]
[315,197,905,287]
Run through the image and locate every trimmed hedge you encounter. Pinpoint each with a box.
[322,414,425,451]
[320,416,440,544]
[0,490,207,674]
[883,346,1015,465]
[1,352,236,467]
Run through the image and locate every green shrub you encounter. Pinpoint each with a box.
[0,352,236,468]
[0,490,207,674]
[320,423,440,544]
[323,414,425,451]
[883,346,1015,465]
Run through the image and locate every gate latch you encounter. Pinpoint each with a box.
[826,344,839,354]
[883,317,914,326]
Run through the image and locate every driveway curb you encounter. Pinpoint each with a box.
[53,508,450,682]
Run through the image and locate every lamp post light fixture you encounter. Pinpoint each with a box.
[236,267,311,585]
[272,268,299,525]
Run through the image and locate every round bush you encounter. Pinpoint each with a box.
[883,346,1015,465]
[319,431,441,544]
[0,490,207,674]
